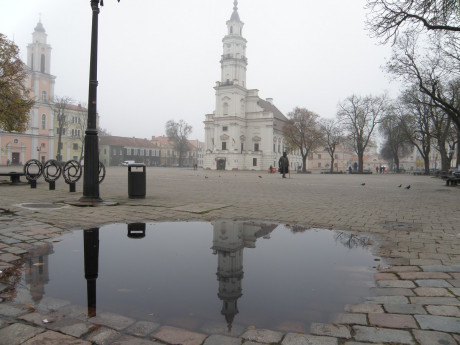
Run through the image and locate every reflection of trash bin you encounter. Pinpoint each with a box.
[128,163,146,198]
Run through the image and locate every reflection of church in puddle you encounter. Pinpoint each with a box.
[17,243,53,304]
[212,221,276,331]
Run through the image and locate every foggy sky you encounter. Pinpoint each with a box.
[0,0,399,141]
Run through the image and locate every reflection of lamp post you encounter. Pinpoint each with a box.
[80,0,119,203]
[84,228,99,317]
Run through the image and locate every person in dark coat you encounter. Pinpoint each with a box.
[278,152,289,178]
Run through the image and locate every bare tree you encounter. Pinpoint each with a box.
[320,118,343,173]
[379,111,411,172]
[165,119,192,167]
[72,105,88,163]
[387,33,460,130]
[366,0,460,45]
[398,87,433,174]
[51,96,72,161]
[337,94,388,173]
[282,107,324,173]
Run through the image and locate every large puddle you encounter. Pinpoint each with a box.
[6,221,379,334]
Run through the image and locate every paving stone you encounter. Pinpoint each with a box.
[344,343,382,345]
[203,334,241,345]
[384,303,427,314]
[344,304,383,313]
[368,313,417,328]
[335,313,367,325]
[399,272,452,280]
[310,323,351,338]
[152,326,208,345]
[414,287,453,296]
[0,252,21,262]
[415,279,453,287]
[22,330,91,345]
[241,329,284,343]
[19,311,59,326]
[125,321,160,337]
[409,297,460,305]
[281,333,338,345]
[35,296,72,311]
[380,266,421,273]
[365,296,409,304]
[448,280,460,287]
[454,334,460,344]
[371,287,415,296]
[47,318,93,338]
[84,326,120,345]
[413,329,457,345]
[426,305,460,317]
[352,325,415,345]
[449,288,460,296]
[110,335,159,345]
[0,302,32,317]
[88,311,135,331]
[0,323,44,345]
[374,273,398,280]
[415,315,460,333]
[200,320,246,337]
[0,319,6,329]
[376,280,416,288]
[421,265,460,272]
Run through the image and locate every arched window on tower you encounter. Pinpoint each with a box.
[41,114,46,129]
[41,91,47,103]
[31,54,34,70]
[223,102,229,115]
[230,26,233,34]
[40,54,45,73]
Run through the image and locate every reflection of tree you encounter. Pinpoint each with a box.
[211,221,277,332]
[334,232,373,249]
[288,224,312,233]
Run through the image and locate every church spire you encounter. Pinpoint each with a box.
[230,0,241,22]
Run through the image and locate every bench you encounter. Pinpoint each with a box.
[442,173,460,186]
[0,172,25,184]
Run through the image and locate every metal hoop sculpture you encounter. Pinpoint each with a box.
[43,160,62,182]
[23,159,43,181]
[63,160,83,184]
[99,162,106,184]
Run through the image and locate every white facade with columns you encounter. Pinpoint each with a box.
[204,1,300,171]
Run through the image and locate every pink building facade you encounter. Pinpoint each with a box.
[0,20,55,166]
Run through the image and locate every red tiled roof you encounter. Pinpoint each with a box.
[99,136,157,148]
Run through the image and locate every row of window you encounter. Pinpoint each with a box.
[57,143,79,150]
[55,128,82,137]
[221,142,260,151]
[123,148,160,156]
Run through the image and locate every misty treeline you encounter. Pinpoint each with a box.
[284,0,460,174]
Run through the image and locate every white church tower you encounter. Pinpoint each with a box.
[204,1,298,171]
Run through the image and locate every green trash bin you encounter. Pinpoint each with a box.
[128,163,146,198]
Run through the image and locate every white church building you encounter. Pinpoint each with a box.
[203,1,301,171]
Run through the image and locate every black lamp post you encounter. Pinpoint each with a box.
[80,0,119,203]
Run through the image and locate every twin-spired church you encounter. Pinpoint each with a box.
[204,1,300,171]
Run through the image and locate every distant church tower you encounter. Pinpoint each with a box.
[204,1,298,171]
[26,18,56,162]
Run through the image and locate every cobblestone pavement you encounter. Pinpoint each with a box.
[0,166,459,344]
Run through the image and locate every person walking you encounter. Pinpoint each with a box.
[278,152,289,178]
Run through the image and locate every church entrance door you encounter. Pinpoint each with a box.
[217,159,226,170]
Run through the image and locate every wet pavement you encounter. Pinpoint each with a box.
[0,166,459,344]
